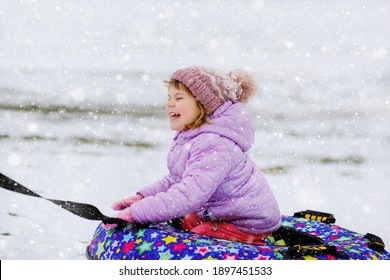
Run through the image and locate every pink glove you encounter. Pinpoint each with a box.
[111,194,144,210]
[103,208,135,230]
[115,208,135,223]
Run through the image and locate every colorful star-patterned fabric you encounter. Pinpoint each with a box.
[86,215,390,260]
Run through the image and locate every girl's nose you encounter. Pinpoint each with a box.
[167,100,174,107]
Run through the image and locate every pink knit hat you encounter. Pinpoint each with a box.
[171,66,256,114]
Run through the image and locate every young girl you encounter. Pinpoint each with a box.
[109,66,281,244]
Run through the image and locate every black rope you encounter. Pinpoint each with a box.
[0,172,135,229]
[272,225,324,246]
[283,244,350,259]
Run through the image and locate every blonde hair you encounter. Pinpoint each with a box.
[164,79,209,130]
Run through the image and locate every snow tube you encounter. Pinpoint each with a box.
[86,211,390,260]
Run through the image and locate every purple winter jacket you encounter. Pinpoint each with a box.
[130,101,281,234]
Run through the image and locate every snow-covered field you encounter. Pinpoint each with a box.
[1,0,389,259]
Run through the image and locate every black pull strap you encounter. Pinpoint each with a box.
[294,209,336,224]
[284,245,349,260]
[272,226,324,246]
[365,233,385,253]
[0,172,135,229]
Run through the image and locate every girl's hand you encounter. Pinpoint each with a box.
[102,208,135,230]
[111,194,144,210]
[115,208,135,223]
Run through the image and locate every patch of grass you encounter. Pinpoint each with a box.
[8,212,18,217]
[0,103,166,118]
[0,134,10,140]
[23,135,58,142]
[262,165,291,174]
[122,141,155,149]
[73,137,156,149]
[317,155,364,165]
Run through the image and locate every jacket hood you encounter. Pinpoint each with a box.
[174,101,254,152]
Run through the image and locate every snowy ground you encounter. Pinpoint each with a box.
[0,0,389,259]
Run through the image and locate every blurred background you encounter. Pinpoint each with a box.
[0,0,389,259]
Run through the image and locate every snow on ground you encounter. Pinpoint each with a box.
[1,0,389,259]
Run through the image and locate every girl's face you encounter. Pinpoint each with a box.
[166,86,201,131]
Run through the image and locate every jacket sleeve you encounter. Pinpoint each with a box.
[136,174,177,197]
[130,136,233,224]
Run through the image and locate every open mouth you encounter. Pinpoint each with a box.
[169,112,181,120]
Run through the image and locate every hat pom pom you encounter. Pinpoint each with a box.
[230,69,257,103]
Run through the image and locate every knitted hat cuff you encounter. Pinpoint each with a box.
[171,66,239,114]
